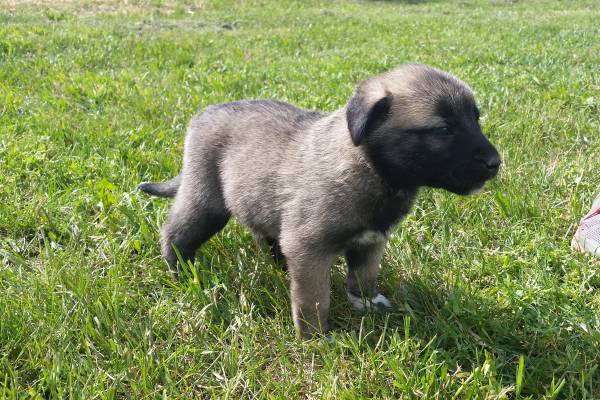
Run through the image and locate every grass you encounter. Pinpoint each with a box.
[1,0,599,398]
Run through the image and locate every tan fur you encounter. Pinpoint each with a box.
[139,64,500,338]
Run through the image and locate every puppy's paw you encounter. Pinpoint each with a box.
[347,292,392,311]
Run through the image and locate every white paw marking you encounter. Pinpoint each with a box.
[371,293,392,308]
[347,292,392,311]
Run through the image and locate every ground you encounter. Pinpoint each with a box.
[0,0,599,398]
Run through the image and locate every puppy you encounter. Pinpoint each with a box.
[139,64,501,338]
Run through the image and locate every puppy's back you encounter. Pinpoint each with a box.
[186,100,326,238]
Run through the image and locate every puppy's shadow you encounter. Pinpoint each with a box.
[329,275,595,396]
[186,235,595,396]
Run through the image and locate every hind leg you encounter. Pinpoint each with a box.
[160,176,230,272]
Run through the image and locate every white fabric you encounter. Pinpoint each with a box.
[572,193,600,257]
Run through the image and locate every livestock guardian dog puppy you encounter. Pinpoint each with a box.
[139,64,501,338]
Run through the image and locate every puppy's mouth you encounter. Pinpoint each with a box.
[441,172,493,196]
[437,159,500,195]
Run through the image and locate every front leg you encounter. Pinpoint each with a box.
[281,239,337,338]
[345,235,391,310]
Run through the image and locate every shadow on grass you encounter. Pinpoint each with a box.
[329,275,597,397]
[184,238,597,396]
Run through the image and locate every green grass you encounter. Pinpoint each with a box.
[1,0,599,398]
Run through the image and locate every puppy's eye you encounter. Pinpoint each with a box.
[406,127,453,136]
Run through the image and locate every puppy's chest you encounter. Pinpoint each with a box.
[370,192,416,233]
[347,194,415,248]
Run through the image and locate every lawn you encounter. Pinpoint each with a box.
[1,0,599,398]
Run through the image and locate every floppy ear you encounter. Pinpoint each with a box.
[346,89,391,146]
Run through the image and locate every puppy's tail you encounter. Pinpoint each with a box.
[138,174,181,198]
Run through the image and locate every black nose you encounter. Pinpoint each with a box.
[475,153,501,171]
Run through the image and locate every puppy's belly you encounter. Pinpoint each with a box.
[222,185,282,239]
[238,209,281,239]
[219,146,288,239]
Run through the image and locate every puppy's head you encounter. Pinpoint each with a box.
[347,64,500,194]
